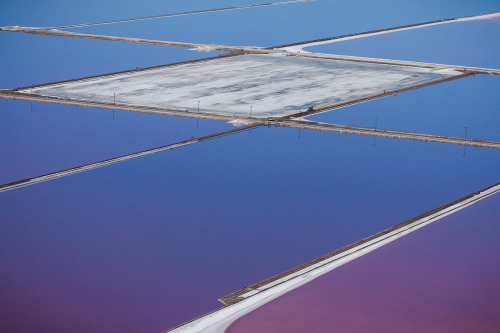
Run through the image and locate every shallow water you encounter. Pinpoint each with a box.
[1,3,499,333]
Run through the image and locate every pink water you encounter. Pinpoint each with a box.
[227,193,500,332]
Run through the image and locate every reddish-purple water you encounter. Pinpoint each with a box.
[228,193,500,333]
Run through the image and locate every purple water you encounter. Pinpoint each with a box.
[228,193,500,332]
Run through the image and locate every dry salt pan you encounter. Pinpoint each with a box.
[23,54,457,118]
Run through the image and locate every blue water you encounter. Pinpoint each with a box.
[1,3,499,333]
[308,19,500,142]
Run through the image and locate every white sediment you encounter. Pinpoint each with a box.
[21,54,453,118]
[165,183,500,333]
[283,12,499,53]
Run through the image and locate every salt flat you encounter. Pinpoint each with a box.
[23,54,457,118]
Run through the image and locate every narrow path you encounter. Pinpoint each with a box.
[0,124,260,193]
[274,11,499,51]
[164,182,500,333]
[276,120,500,149]
[48,1,315,30]
[2,26,500,75]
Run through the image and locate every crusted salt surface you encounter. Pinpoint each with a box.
[24,54,453,118]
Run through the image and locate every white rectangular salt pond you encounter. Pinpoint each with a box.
[23,54,458,118]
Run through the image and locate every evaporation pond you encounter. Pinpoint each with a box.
[22,54,458,118]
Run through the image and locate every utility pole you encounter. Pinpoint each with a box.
[113,92,116,104]
[373,117,378,146]
[30,84,33,111]
[464,126,468,156]
[249,106,253,134]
